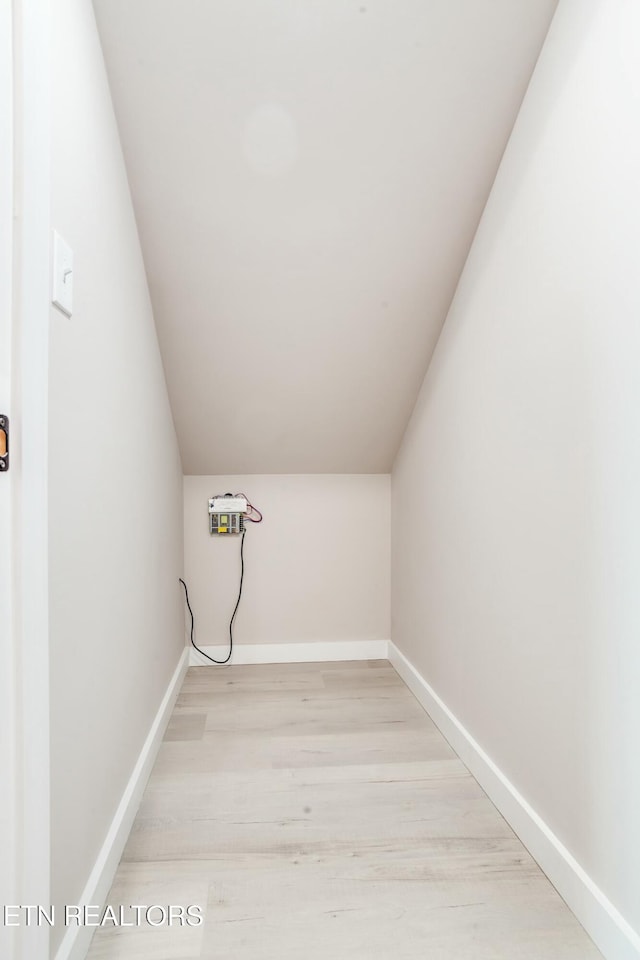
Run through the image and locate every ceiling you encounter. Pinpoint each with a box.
[93,0,557,474]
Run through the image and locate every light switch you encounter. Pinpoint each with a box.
[52,230,73,316]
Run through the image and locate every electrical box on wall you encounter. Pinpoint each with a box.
[209,495,248,535]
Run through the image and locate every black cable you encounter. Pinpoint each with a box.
[179,529,246,665]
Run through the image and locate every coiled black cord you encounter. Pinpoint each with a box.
[179,529,245,665]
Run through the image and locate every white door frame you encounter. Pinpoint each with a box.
[1,1,51,958]
[0,1,17,955]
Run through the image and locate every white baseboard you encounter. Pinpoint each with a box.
[189,638,389,666]
[54,649,190,960]
[388,641,640,960]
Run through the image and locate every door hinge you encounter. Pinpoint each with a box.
[0,415,8,471]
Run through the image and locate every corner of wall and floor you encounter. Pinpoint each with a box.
[389,1,640,959]
[49,1,186,958]
[182,474,391,666]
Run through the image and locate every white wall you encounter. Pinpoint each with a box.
[49,0,184,953]
[184,475,389,652]
[392,0,640,950]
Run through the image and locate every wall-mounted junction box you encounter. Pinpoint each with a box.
[209,495,247,535]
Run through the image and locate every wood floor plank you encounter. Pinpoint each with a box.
[86,661,603,960]
[197,692,426,736]
[163,713,207,742]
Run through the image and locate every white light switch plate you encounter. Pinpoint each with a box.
[52,230,73,316]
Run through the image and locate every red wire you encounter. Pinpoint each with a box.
[235,493,263,523]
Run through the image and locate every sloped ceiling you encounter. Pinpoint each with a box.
[93,0,557,474]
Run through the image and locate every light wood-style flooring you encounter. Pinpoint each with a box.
[87,660,602,959]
